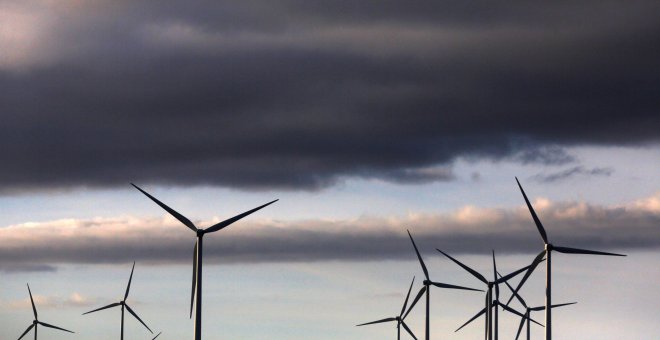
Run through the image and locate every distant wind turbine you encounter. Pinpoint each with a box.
[499,272,576,340]
[437,249,535,340]
[83,262,152,339]
[131,183,277,340]
[17,284,75,340]
[404,230,483,340]
[356,276,419,340]
[509,177,625,340]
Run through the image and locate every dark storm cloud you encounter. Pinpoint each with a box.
[1,1,659,191]
[1,195,657,271]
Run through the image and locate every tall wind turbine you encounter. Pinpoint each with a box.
[404,230,482,340]
[356,276,419,340]
[17,284,75,340]
[500,272,575,340]
[132,183,277,340]
[510,177,625,340]
[437,249,535,340]
[83,262,152,339]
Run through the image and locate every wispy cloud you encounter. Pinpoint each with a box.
[1,193,657,271]
[5,292,95,309]
[532,166,614,183]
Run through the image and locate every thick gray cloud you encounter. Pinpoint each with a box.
[1,194,657,271]
[1,1,659,191]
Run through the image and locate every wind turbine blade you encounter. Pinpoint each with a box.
[551,302,577,308]
[356,317,397,326]
[400,276,415,318]
[516,177,548,244]
[553,246,626,257]
[26,284,37,319]
[37,321,74,333]
[498,301,541,326]
[131,183,197,232]
[436,249,488,284]
[153,332,162,339]
[124,261,136,301]
[82,302,121,315]
[500,303,543,327]
[530,302,577,311]
[403,286,426,320]
[17,324,34,340]
[407,230,429,280]
[492,250,499,299]
[430,281,483,292]
[190,240,198,319]
[515,314,526,340]
[495,261,536,285]
[497,271,527,308]
[125,304,153,333]
[205,199,278,233]
[506,250,545,306]
[455,307,486,332]
[401,321,418,340]
[492,250,497,283]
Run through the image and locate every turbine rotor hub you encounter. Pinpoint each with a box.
[546,243,553,251]
[423,279,430,286]
[197,229,205,237]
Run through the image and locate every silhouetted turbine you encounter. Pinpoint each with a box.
[17,284,74,340]
[83,262,152,339]
[404,230,483,340]
[499,272,575,340]
[438,249,534,340]
[357,276,418,340]
[510,177,625,340]
[132,183,277,340]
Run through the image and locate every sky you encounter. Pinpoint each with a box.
[0,0,659,339]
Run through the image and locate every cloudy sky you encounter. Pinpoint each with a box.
[1,1,658,339]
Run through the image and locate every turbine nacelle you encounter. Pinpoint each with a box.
[545,243,553,251]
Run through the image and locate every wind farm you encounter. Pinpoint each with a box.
[1,1,658,339]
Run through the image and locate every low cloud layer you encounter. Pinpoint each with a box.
[1,193,657,272]
[1,1,659,192]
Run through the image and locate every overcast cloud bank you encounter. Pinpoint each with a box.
[1,1,658,192]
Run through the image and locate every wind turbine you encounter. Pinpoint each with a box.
[500,272,576,340]
[403,230,483,340]
[437,249,535,340]
[83,262,152,339]
[356,276,419,340]
[17,284,74,340]
[131,183,277,340]
[510,177,626,339]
